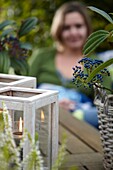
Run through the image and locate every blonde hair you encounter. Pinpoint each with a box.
[51,1,92,50]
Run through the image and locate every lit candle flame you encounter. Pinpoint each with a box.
[41,110,45,122]
[19,117,22,132]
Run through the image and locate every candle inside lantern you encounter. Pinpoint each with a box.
[41,110,45,123]
[13,117,23,160]
[38,110,45,130]
[19,117,22,132]
[13,117,23,146]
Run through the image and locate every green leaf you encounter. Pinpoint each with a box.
[18,17,38,37]
[83,30,109,55]
[109,13,113,16]
[11,58,29,75]
[0,20,16,30]
[27,132,32,143]
[0,111,4,132]
[0,51,10,73]
[86,58,113,83]
[35,132,39,143]
[83,31,109,55]
[0,28,14,37]
[88,6,113,24]
[3,145,10,161]
[20,42,32,50]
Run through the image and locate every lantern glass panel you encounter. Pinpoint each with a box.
[9,110,23,134]
[36,105,50,168]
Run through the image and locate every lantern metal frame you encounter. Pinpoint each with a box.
[0,73,36,88]
[0,86,59,170]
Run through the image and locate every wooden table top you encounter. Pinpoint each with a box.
[59,108,105,170]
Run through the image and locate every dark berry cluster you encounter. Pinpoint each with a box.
[0,36,29,60]
[78,57,103,69]
[72,57,110,88]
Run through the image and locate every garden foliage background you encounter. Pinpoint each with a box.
[0,0,113,52]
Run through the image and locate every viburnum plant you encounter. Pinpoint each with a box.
[73,6,113,92]
[72,58,111,92]
[0,17,37,75]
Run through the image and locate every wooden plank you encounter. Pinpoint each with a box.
[61,153,104,170]
[59,125,94,154]
[59,108,103,153]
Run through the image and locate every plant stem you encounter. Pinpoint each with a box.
[94,83,113,93]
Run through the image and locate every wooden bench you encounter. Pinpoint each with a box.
[59,108,104,170]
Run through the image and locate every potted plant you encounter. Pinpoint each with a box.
[0,17,37,75]
[73,6,113,170]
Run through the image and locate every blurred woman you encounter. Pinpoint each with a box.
[28,1,99,128]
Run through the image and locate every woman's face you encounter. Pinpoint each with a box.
[61,12,88,50]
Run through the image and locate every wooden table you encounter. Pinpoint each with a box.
[59,108,105,170]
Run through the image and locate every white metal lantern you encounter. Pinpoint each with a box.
[0,86,59,170]
[0,73,36,88]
